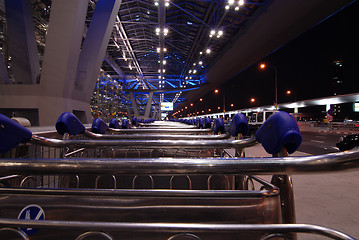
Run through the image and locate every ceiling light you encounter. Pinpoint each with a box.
[198,61,203,65]
[238,0,245,6]
[206,48,211,54]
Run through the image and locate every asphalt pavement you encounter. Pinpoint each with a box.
[243,125,359,239]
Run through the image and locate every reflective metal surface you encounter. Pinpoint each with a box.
[0,221,355,240]
[30,135,257,149]
[107,128,213,134]
[84,131,231,140]
[1,148,359,175]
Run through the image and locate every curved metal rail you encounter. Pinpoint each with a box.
[0,219,355,240]
[83,131,231,140]
[30,135,256,149]
[106,128,213,134]
[1,148,359,175]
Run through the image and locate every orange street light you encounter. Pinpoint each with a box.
[259,62,278,109]
[230,103,234,107]
[250,98,255,103]
[214,89,219,94]
[286,90,292,95]
[199,98,203,101]
[190,103,193,106]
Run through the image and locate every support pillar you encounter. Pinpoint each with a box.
[74,0,122,103]
[129,92,139,118]
[144,92,153,118]
[0,0,90,126]
[5,0,40,84]
[0,52,10,83]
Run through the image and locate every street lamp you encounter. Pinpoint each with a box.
[214,89,225,112]
[286,90,296,102]
[259,63,278,109]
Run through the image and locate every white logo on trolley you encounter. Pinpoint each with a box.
[18,204,45,235]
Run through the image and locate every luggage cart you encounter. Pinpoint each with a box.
[1,112,358,239]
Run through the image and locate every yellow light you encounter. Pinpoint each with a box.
[260,63,266,69]
[250,98,255,103]
[214,89,219,94]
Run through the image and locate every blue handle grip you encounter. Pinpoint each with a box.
[131,116,137,126]
[56,112,85,136]
[91,118,109,134]
[122,119,130,129]
[204,117,212,129]
[109,118,121,129]
[213,118,225,135]
[0,114,32,153]
[228,113,248,137]
[255,111,302,154]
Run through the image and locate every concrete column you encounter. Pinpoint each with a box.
[0,52,10,83]
[5,0,40,84]
[129,92,139,118]
[326,104,331,112]
[0,0,90,126]
[74,0,122,102]
[144,92,153,118]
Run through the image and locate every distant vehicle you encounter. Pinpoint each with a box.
[336,134,359,151]
[248,111,276,136]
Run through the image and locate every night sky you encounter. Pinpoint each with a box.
[199,1,358,114]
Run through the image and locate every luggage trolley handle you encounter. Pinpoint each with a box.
[255,111,303,239]
[0,113,257,153]
[57,112,214,136]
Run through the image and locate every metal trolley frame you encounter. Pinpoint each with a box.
[1,113,359,239]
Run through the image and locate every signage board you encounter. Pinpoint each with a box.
[161,102,173,111]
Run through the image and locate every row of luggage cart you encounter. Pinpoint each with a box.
[0,111,359,239]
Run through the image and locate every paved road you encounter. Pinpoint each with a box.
[246,129,359,239]
[298,131,342,155]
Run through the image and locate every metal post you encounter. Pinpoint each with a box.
[271,148,296,239]
[274,67,278,110]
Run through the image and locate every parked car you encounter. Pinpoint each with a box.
[336,134,359,151]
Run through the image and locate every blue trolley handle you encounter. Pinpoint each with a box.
[0,114,32,154]
[255,111,303,231]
